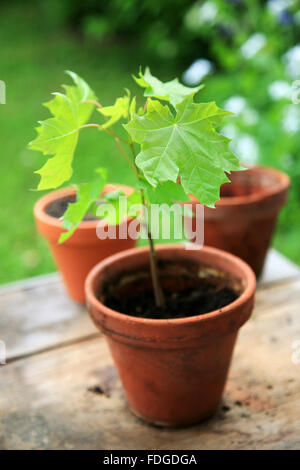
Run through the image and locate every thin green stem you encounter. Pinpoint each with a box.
[80,124,137,175]
[84,99,103,109]
[140,190,165,309]
[84,102,165,308]
[84,99,129,144]
[112,134,138,175]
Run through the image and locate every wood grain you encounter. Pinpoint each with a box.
[0,277,299,450]
[0,276,97,361]
[1,249,299,361]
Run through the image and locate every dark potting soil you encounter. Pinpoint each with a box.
[105,284,237,319]
[102,262,239,320]
[45,196,97,220]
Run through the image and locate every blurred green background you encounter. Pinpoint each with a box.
[0,0,299,284]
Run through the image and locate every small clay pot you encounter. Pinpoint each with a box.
[86,244,255,427]
[34,185,136,303]
[188,166,290,277]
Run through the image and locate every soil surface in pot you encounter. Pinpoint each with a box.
[45,196,98,221]
[101,260,240,320]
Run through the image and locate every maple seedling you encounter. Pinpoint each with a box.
[29,67,242,308]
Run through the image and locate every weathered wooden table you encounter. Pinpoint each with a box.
[0,249,299,450]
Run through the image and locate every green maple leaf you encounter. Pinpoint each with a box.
[125,96,242,207]
[59,168,107,243]
[29,71,96,190]
[97,189,142,225]
[133,67,203,107]
[98,94,130,129]
[137,179,190,205]
[99,189,127,225]
[98,91,137,128]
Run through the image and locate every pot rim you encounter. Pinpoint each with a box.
[34,184,133,230]
[191,165,290,208]
[85,244,256,327]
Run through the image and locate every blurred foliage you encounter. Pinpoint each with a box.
[0,0,299,285]
[34,0,300,264]
[31,0,300,65]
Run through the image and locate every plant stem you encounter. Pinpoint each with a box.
[147,226,166,309]
[84,99,129,143]
[128,141,165,308]
[140,189,165,309]
[80,124,137,175]
[111,133,138,175]
[84,99,103,109]
[85,101,166,309]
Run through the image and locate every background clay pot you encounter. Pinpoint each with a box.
[34,185,136,303]
[86,244,255,427]
[188,166,290,277]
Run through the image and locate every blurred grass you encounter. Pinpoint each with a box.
[0,3,298,285]
[0,4,176,284]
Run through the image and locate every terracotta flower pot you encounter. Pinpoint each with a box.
[86,244,255,427]
[187,166,290,277]
[34,185,136,303]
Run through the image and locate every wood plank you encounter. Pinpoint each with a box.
[0,272,59,295]
[260,248,300,284]
[0,276,97,361]
[0,277,299,450]
[1,249,299,361]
